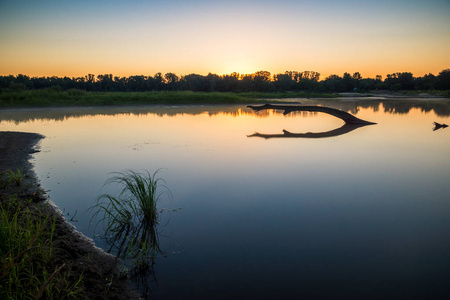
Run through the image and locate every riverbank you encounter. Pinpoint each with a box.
[0,132,141,299]
[1,89,448,108]
[0,90,337,107]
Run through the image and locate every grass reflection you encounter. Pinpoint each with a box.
[89,170,171,284]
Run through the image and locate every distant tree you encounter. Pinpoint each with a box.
[206,73,221,92]
[297,78,317,91]
[239,74,254,92]
[352,72,362,81]
[230,72,240,79]
[85,74,95,91]
[415,73,436,90]
[218,73,239,92]
[359,78,378,91]
[342,73,353,91]
[252,71,272,92]
[398,72,414,90]
[352,72,362,90]
[254,70,271,81]
[385,72,414,90]
[437,69,450,90]
[324,74,343,92]
[164,73,178,84]
[127,75,147,91]
[153,72,165,90]
[164,73,179,90]
[274,73,294,91]
[299,71,320,82]
[97,74,113,91]
[113,76,127,91]
[181,74,208,91]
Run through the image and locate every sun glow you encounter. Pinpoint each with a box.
[220,63,258,77]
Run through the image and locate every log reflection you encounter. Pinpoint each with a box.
[247,103,375,139]
[248,123,371,139]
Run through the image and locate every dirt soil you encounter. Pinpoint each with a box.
[0,131,141,300]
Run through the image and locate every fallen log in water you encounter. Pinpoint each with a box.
[247,104,376,125]
[433,122,448,131]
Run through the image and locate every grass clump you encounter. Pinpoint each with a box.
[7,169,24,186]
[0,197,82,299]
[90,170,171,267]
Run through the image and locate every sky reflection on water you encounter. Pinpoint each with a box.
[1,99,450,299]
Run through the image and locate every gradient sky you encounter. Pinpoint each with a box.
[1,0,449,79]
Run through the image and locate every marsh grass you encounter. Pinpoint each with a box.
[0,90,337,107]
[90,170,171,267]
[0,197,82,299]
[7,168,24,186]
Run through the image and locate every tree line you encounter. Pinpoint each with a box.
[1,69,449,93]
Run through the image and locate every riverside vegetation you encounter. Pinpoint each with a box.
[90,170,174,297]
[0,170,83,299]
[0,132,141,299]
[0,90,335,107]
[1,69,449,107]
[90,170,171,264]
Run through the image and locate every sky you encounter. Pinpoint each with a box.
[1,0,449,79]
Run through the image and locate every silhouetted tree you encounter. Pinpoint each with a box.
[97,74,114,91]
[164,73,179,90]
[299,71,320,82]
[253,71,273,92]
[153,73,165,91]
[415,73,436,90]
[324,74,343,92]
[385,72,414,90]
[1,69,449,93]
[274,73,295,91]
[437,69,450,90]
[342,73,354,91]
[218,73,239,92]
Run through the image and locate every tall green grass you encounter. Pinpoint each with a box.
[0,89,337,107]
[0,90,248,107]
[0,197,82,299]
[90,170,171,269]
[6,169,24,186]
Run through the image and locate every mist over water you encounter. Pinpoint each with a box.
[1,99,450,299]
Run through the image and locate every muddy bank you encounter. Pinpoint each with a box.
[0,131,141,300]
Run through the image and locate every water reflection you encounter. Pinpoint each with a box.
[248,123,371,139]
[247,103,376,124]
[433,122,449,131]
[247,103,375,138]
[0,98,449,124]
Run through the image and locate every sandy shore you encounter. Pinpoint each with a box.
[0,131,141,300]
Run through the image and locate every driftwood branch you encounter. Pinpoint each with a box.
[248,123,371,139]
[433,122,448,131]
[247,104,376,125]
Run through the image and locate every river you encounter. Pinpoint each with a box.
[1,98,449,299]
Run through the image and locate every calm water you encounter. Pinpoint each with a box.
[1,98,450,299]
